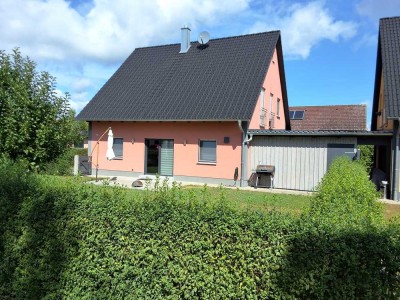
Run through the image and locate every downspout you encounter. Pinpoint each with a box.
[246,133,253,144]
[238,120,246,187]
[88,121,92,162]
[238,120,250,187]
[392,120,400,201]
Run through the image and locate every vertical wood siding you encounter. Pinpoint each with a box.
[250,136,357,191]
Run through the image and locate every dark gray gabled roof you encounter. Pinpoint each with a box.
[372,17,400,129]
[77,31,290,126]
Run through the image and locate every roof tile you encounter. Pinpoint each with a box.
[380,17,400,118]
[77,31,284,121]
[289,105,367,131]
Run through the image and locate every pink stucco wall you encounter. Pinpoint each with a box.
[249,48,286,130]
[90,121,242,180]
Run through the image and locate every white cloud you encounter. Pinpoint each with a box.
[70,91,90,112]
[0,0,250,111]
[248,1,357,59]
[357,0,400,21]
[0,0,250,64]
[0,0,359,112]
[353,33,377,50]
[71,78,93,93]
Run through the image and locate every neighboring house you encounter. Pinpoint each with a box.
[77,27,290,186]
[289,105,367,131]
[371,17,400,200]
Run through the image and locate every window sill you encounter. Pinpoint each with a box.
[197,161,216,166]
[112,157,123,160]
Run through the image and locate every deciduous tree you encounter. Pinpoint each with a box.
[0,48,75,169]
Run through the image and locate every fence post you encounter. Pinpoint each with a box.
[73,155,79,176]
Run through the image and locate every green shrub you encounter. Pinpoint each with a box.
[0,158,399,299]
[42,147,87,176]
[277,223,400,299]
[307,156,383,228]
[358,144,374,174]
[276,156,398,299]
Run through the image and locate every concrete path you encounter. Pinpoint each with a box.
[84,175,400,204]
[86,175,312,196]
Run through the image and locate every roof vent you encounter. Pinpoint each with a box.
[179,25,191,53]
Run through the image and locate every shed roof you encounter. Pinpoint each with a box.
[289,105,367,131]
[77,30,290,127]
[248,129,392,137]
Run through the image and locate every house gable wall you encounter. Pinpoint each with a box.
[90,121,242,181]
[377,72,393,130]
[248,48,286,130]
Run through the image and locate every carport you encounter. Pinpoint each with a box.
[248,130,392,192]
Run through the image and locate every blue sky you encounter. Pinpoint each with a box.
[1,0,400,127]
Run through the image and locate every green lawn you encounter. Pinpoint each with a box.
[179,185,400,219]
[181,185,311,215]
[84,177,400,219]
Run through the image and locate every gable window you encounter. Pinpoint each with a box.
[277,98,281,118]
[113,138,123,159]
[199,140,216,163]
[260,88,266,127]
[270,93,274,112]
[269,93,274,125]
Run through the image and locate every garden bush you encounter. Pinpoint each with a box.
[0,158,399,299]
[42,147,87,176]
[307,156,383,228]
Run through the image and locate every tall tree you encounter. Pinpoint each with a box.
[0,48,74,169]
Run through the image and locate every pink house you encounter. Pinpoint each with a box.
[77,27,290,186]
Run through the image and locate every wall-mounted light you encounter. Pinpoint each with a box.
[183,139,187,146]
[131,138,135,144]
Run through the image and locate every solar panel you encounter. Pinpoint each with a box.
[289,110,304,120]
[294,110,304,120]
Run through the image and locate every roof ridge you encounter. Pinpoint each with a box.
[380,16,400,21]
[134,30,280,50]
[290,104,366,108]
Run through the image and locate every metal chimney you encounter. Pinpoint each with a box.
[179,25,191,53]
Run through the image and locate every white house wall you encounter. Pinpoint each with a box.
[250,136,357,191]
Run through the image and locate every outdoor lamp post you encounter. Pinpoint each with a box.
[90,127,115,181]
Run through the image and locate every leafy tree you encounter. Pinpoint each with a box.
[67,109,88,147]
[0,48,74,169]
[358,144,374,174]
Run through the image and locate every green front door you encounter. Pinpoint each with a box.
[145,139,174,176]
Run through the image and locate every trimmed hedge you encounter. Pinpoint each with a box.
[307,156,383,228]
[0,158,399,299]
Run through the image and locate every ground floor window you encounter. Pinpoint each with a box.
[199,140,216,163]
[113,138,123,159]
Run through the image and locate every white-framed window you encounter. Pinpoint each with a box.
[260,88,265,111]
[198,140,216,163]
[260,88,266,127]
[277,98,280,118]
[270,93,273,113]
[113,138,123,159]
